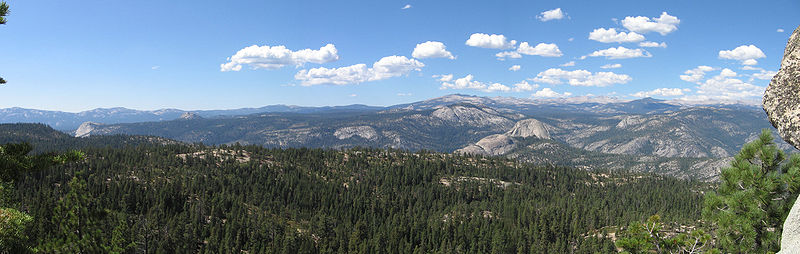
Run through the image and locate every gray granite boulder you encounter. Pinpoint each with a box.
[763,25,800,254]
[764,25,800,149]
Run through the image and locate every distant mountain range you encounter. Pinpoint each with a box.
[0,104,384,131]
[0,94,788,180]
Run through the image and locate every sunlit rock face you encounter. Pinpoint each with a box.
[764,26,800,150]
[763,25,800,254]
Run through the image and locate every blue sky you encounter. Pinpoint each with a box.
[0,0,797,112]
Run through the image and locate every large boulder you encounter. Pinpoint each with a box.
[764,26,800,149]
[763,25,800,254]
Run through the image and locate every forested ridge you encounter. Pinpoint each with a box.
[2,132,705,253]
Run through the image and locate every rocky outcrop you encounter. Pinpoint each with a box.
[74,122,102,137]
[431,105,514,128]
[179,112,201,120]
[457,118,550,156]
[458,134,515,156]
[762,25,800,254]
[764,26,800,149]
[507,119,550,139]
[334,126,378,140]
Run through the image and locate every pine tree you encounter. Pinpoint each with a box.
[42,174,106,253]
[703,129,800,253]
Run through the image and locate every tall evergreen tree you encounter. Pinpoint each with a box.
[41,174,106,253]
[703,129,800,253]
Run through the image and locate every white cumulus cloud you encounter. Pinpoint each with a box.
[778,28,785,32]
[495,51,522,59]
[294,55,423,86]
[412,41,455,59]
[586,46,651,59]
[689,70,764,101]
[434,74,453,82]
[560,61,576,67]
[531,68,631,87]
[465,33,517,49]
[588,28,645,43]
[401,4,411,9]
[600,63,622,69]
[439,74,511,92]
[752,69,777,80]
[742,59,758,66]
[639,41,667,48]
[516,42,563,57]
[221,44,339,72]
[509,65,521,71]
[532,88,572,98]
[632,88,689,97]
[679,66,715,83]
[719,45,766,65]
[512,81,538,92]
[621,12,680,35]
[537,8,566,22]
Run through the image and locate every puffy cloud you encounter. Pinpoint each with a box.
[560,61,576,67]
[509,65,521,71]
[221,44,339,72]
[465,33,517,49]
[639,41,667,48]
[487,83,511,92]
[439,74,511,92]
[752,69,777,80]
[621,12,680,35]
[778,28,785,32]
[679,65,715,83]
[531,68,631,87]
[294,55,423,86]
[600,63,622,69]
[397,93,413,96]
[532,88,572,98]
[588,28,645,43]
[678,68,764,102]
[690,71,764,101]
[537,8,566,22]
[434,74,453,82]
[742,59,758,66]
[632,88,689,97]
[512,81,538,92]
[586,46,651,59]
[496,51,522,59]
[401,4,411,9]
[516,42,563,57]
[412,41,455,59]
[719,45,766,65]
[497,42,563,59]
[719,68,737,78]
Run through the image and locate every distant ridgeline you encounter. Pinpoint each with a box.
[17,95,791,181]
[1,123,704,253]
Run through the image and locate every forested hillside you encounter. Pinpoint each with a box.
[6,134,705,253]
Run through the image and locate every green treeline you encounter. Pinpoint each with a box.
[6,142,703,253]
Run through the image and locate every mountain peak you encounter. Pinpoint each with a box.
[179,112,202,120]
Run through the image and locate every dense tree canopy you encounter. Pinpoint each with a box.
[4,142,706,253]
